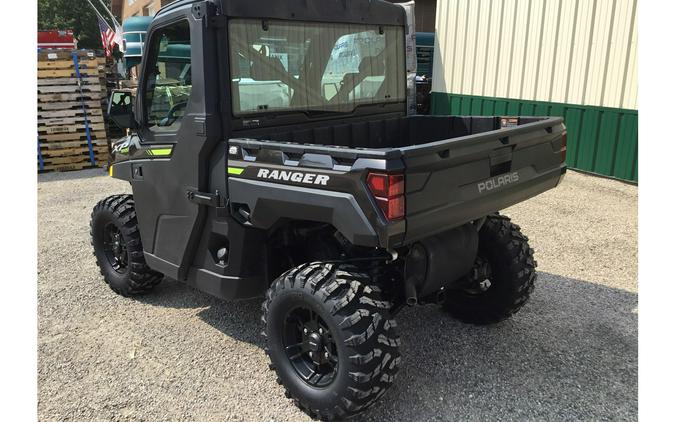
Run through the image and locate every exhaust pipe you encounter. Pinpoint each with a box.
[404,276,418,306]
[435,289,446,304]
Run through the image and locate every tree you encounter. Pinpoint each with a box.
[38,0,119,51]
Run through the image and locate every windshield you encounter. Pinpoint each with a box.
[228,19,405,116]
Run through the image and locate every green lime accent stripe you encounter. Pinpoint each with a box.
[147,147,173,157]
[430,92,638,183]
[228,167,245,175]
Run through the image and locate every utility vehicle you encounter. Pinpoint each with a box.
[91,0,566,419]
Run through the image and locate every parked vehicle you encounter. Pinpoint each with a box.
[92,0,566,419]
[415,32,434,114]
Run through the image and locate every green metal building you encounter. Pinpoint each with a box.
[430,0,638,182]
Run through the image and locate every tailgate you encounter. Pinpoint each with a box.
[401,117,566,244]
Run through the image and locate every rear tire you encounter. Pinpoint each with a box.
[262,262,401,420]
[443,214,537,325]
[90,194,162,296]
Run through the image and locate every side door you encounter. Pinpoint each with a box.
[131,3,221,280]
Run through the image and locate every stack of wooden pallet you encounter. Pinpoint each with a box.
[37,50,110,172]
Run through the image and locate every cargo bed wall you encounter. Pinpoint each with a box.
[235,115,517,149]
[403,122,565,242]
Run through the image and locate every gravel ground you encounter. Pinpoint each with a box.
[38,169,637,421]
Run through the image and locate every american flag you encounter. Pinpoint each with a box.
[97,15,117,57]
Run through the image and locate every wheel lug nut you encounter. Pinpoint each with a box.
[309,352,313,357]
[324,352,329,358]
[318,328,323,334]
[303,328,308,334]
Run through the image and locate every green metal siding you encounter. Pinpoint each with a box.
[430,92,638,182]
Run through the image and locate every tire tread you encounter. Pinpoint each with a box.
[90,194,162,296]
[444,213,538,325]
[262,262,400,420]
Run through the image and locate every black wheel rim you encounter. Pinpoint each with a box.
[102,223,128,274]
[462,255,493,295]
[282,306,339,388]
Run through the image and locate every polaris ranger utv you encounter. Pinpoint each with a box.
[91,0,566,419]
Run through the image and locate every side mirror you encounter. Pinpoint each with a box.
[107,89,135,129]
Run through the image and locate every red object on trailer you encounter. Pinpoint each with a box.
[38,30,77,49]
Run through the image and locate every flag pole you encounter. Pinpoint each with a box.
[85,0,125,53]
[96,0,122,29]
[84,0,110,25]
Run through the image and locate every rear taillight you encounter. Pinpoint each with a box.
[561,131,567,163]
[366,172,405,221]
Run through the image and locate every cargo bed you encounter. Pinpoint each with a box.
[227,115,566,247]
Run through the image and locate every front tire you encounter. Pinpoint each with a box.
[90,194,162,296]
[262,262,401,420]
[443,214,537,325]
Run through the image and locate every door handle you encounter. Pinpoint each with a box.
[186,189,220,207]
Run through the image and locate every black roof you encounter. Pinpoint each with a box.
[158,0,405,26]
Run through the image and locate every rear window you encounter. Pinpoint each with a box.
[228,19,405,115]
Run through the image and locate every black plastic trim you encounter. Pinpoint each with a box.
[228,178,379,247]
[186,267,268,300]
[144,252,181,280]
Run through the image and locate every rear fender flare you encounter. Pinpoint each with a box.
[228,178,379,247]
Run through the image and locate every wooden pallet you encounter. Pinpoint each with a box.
[38,92,103,104]
[40,145,108,158]
[40,150,108,164]
[37,77,100,86]
[38,59,102,69]
[38,130,108,143]
[37,49,111,172]
[37,68,101,78]
[39,138,108,150]
[37,100,103,111]
[38,114,105,126]
[40,145,108,156]
[37,112,104,129]
[38,49,103,60]
[39,113,104,123]
[37,57,103,68]
[39,161,102,173]
[37,84,102,95]
[41,149,107,165]
[38,56,104,77]
[38,107,103,118]
[38,123,106,135]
